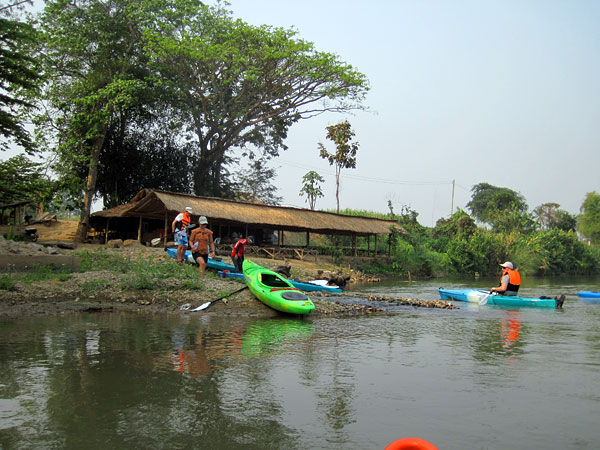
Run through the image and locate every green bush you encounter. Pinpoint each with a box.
[0,275,16,291]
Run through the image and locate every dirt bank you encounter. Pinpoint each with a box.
[0,244,456,317]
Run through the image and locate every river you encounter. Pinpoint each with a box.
[1,277,599,449]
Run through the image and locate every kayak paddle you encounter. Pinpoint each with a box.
[191,285,249,311]
[479,291,493,305]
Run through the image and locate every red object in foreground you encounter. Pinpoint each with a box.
[385,438,440,450]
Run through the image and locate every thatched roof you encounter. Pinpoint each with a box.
[92,189,401,236]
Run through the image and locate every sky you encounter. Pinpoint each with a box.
[3,1,599,226]
[225,0,600,225]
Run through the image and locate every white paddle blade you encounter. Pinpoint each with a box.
[479,294,489,305]
[191,302,211,312]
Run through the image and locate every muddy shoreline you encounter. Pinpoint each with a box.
[0,246,456,317]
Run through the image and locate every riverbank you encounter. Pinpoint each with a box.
[0,242,456,317]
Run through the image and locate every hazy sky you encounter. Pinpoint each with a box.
[3,1,599,225]
[226,0,600,225]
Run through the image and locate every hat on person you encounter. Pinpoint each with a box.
[198,216,208,224]
[500,261,514,269]
[247,235,254,243]
[185,207,193,213]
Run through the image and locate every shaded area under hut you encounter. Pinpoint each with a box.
[90,189,402,261]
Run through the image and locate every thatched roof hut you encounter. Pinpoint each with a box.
[91,189,402,256]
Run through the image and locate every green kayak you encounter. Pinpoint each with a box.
[243,260,315,315]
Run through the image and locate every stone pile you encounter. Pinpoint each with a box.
[0,235,62,256]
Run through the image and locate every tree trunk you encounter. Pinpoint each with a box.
[76,133,106,242]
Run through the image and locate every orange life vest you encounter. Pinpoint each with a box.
[500,268,521,293]
[181,212,191,227]
[175,212,191,230]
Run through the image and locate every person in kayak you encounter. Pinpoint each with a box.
[171,206,192,263]
[189,216,215,278]
[491,261,521,296]
[231,235,253,273]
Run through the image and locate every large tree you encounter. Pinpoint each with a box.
[0,154,54,205]
[97,116,194,207]
[466,182,529,229]
[35,0,156,241]
[0,16,40,154]
[533,202,576,232]
[579,191,600,245]
[234,158,282,206]
[144,4,369,197]
[318,120,359,213]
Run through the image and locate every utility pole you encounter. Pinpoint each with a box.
[450,179,455,216]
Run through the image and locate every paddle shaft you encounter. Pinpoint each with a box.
[200,285,248,310]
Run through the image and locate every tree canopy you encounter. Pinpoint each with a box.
[318,120,359,213]
[0,154,53,205]
[143,4,369,197]
[299,170,324,210]
[31,0,369,240]
[533,202,576,232]
[579,191,600,245]
[0,17,40,154]
[466,182,530,231]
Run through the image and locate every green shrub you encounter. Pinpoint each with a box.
[0,275,16,291]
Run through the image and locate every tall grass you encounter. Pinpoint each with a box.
[0,264,71,289]
[78,249,206,291]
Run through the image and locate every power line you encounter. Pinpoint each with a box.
[277,158,453,187]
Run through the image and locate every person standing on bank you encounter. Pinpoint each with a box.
[491,261,521,296]
[171,206,192,263]
[189,216,215,278]
[231,235,253,273]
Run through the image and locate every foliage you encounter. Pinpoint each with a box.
[337,201,600,277]
[97,118,194,207]
[524,229,598,275]
[533,202,577,232]
[78,249,206,290]
[234,158,282,205]
[579,191,600,245]
[0,274,16,290]
[487,207,537,235]
[318,121,359,213]
[1,264,72,284]
[0,17,41,154]
[144,4,369,198]
[35,0,155,240]
[299,170,324,210]
[0,154,55,205]
[466,183,528,230]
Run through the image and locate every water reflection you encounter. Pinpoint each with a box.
[241,318,313,358]
[2,282,600,450]
[500,311,522,350]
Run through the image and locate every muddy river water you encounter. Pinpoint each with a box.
[1,276,599,449]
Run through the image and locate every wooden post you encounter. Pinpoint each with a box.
[367,235,371,257]
[374,234,378,257]
[163,212,168,245]
[137,216,143,242]
[306,231,310,247]
[105,218,110,244]
[352,235,357,256]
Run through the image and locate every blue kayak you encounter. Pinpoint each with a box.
[577,291,600,303]
[165,247,235,271]
[218,270,342,293]
[166,248,342,293]
[438,288,564,309]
